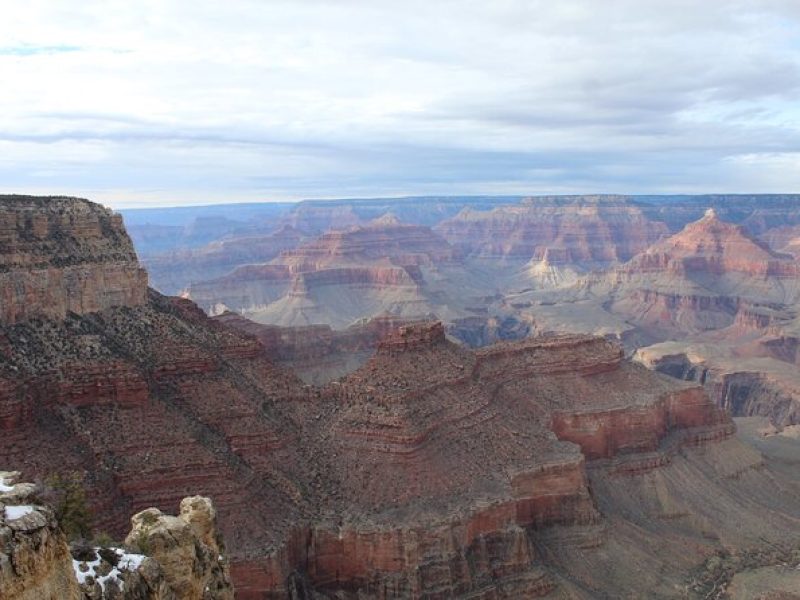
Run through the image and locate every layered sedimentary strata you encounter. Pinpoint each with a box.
[277,218,456,271]
[4,196,800,598]
[615,209,798,279]
[238,329,736,598]
[435,196,668,264]
[185,220,454,327]
[602,209,800,335]
[142,224,306,295]
[0,290,745,598]
[0,196,147,324]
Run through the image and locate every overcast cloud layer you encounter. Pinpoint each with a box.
[2,0,800,207]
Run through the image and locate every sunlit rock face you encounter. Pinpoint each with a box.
[0,195,148,325]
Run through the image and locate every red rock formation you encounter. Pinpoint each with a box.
[552,387,731,460]
[435,196,668,263]
[142,224,307,295]
[615,209,799,280]
[3,196,797,599]
[0,196,148,324]
[185,220,450,326]
[604,209,800,335]
[277,221,456,271]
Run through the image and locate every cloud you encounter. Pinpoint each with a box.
[1,0,800,207]
[0,44,83,56]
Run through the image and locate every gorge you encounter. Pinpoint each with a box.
[1,195,800,599]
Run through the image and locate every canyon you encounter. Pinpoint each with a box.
[1,195,800,599]
[183,218,464,328]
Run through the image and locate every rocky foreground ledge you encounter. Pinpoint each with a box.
[0,470,232,599]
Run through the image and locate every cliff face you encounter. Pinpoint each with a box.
[0,196,147,324]
[435,196,668,263]
[3,196,800,598]
[604,209,800,335]
[185,220,454,328]
[0,471,81,600]
[636,345,800,427]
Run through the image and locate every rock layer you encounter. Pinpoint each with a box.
[0,196,147,324]
[435,196,668,263]
[185,220,454,327]
[2,196,800,598]
[603,209,800,335]
[0,471,81,600]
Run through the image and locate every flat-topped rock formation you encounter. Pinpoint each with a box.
[3,196,800,598]
[435,196,668,264]
[0,195,147,324]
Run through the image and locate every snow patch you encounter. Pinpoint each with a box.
[71,547,147,592]
[0,474,14,493]
[4,505,35,520]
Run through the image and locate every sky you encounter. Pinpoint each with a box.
[2,0,800,208]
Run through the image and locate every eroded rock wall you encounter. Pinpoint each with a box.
[0,471,81,600]
[0,196,147,324]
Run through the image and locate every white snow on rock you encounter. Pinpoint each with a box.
[71,547,147,593]
[4,505,35,520]
[0,473,15,492]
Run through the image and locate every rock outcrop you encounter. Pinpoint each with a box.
[0,196,148,325]
[124,496,233,599]
[0,471,81,600]
[1,468,232,600]
[185,220,455,328]
[3,196,800,598]
[435,196,668,264]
